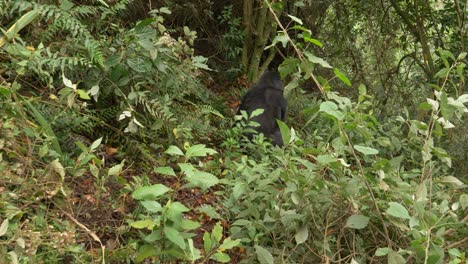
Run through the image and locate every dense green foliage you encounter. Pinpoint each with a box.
[0,0,466,263]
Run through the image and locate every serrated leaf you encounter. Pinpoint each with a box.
[212,222,223,243]
[132,184,171,200]
[154,166,176,176]
[386,202,411,219]
[164,226,186,249]
[165,145,184,156]
[345,215,369,229]
[0,219,9,236]
[354,145,379,155]
[255,245,274,264]
[220,237,241,250]
[294,225,308,244]
[334,68,351,86]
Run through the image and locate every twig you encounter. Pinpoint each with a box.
[56,204,106,264]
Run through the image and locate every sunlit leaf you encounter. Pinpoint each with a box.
[132,184,171,200]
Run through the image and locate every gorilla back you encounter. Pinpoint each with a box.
[238,71,287,146]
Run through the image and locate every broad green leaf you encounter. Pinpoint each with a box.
[304,51,332,68]
[232,219,251,226]
[220,237,241,250]
[130,219,154,229]
[434,68,449,79]
[164,226,186,249]
[287,14,303,25]
[388,249,406,264]
[375,247,389,256]
[140,200,162,213]
[108,162,124,176]
[185,144,217,159]
[187,239,202,261]
[210,252,231,263]
[135,244,157,262]
[439,176,463,186]
[179,163,219,190]
[154,166,176,176]
[89,137,103,151]
[268,35,289,49]
[316,154,337,165]
[192,56,212,70]
[165,145,184,156]
[319,101,344,120]
[303,36,323,47]
[212,222,223,243]
[333,68,351,86]
[387,202,411,219]
[294,225,308,244]
[166,202,190,220]
[198,205,222,219]
[255,245,274,264]
[250,108,265,118]
[127,57,147,73]
[0,219,8,236]
[203,232,213,253]
[159,7,172,14]
[345,215,369,229]
[180,219,201,230]
[354,145,379,155]
[0,9,39,48]
[132,184,171,200]
[277,119,290,145]
[77,89,90,100]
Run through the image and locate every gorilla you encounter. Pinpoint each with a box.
[238,71,287,146]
